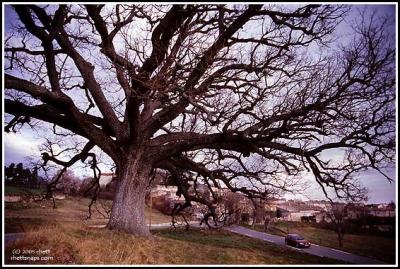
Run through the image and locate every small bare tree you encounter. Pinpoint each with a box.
[252,201,266,229]
[326,203,349,248]
[216,192,248,225]
[53,169,81,195]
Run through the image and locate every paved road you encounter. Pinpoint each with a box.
[4,233,25,247]
[224,225,386,265]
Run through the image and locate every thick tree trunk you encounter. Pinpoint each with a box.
[107,152,151,236]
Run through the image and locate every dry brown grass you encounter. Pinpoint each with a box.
[5,197,171,233]
[5,223,343,265]
[5,197,344,265]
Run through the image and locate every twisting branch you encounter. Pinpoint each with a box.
[84,153,102,219]
[4,4,395,235]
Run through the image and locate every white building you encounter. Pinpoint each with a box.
[99,173,115,187]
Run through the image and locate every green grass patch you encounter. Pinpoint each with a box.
[4,185,46,195]
[154,229,345,264]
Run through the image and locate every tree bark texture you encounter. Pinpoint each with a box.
[107,151,151,236]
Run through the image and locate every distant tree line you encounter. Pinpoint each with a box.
[4,162,84,195]
[4,162,43,188]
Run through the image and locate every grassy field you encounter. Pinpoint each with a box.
[247,220,396,264]
[5,196,171,233]
[4,197,345,265]
[4,185,46,195]
[5,222,344,265]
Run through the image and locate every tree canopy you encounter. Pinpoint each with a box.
[4,4,395,234]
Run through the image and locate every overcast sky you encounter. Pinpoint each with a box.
[2,4,397,204]
[3,127,396,204]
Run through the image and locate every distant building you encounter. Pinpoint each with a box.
[314,211,328,223]
[276,206,321,222]
[263,198,286,211]
[305,200,332,211]
[99,173,115,187]
[151,185,179,199]
[366,204,395,218]
[274,200,335,222]
[345,203,368,220]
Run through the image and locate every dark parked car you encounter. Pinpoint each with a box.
[285,234,311,248]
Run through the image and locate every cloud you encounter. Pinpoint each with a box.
[4,132,42,164]
[283,167,396,204]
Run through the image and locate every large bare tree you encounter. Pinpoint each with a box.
[4,4,395,236]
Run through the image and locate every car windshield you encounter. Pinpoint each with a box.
[292,235,304,240]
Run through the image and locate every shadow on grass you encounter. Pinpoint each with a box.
[5,217,58,233]
[154,228,271,251]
